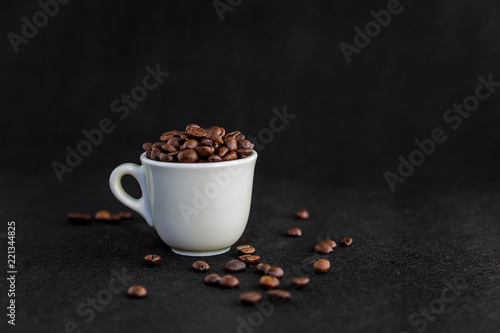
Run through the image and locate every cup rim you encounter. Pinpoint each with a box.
[140,150,257,168]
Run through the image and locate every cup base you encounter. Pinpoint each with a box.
[171,247,231,257]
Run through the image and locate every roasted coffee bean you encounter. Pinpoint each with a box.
[208,154,222,162]
[95,210,115,221]
[286,227,302,237]
[152,146,163,155]
[265,266,284,278]
[207,126,224,136]
[296,209,309,220]
[127,285,147,298]
[195,146,215,157]
[161,130,178,137]
[186,124,207,139]
[256,263,270,273]
[177,149,199,163]
[145,148,152,159]
[240,291,262,305]
[315,242,333,254]
[323,240,337,249]
[204,274,221,285]
[314,259,330,273]
[225,260,246,272]
[259,275,280,289]
[159,153,173,162]
[207,132,224,144]
[143,142,153,150]
[67,212,91,224]
[219,275,239,288]
[237,139,252,150]
[291,277,310,289]
[235,134,245,141]
[182,139,199,150]
[216,146,229,157]
[167,137,182,149]
[144,254,161,265]
[178,132,189,141]
[236,245,256,255]
[161,143,177,153]
[224,130,241,138]
[236,149,253,158]
[159,134,174,141]
[201,138,214,146]
[153,141,166,148]
[224,136,238,151]
[268,289,291,302]
[239,254,260,264]
[222,151,237,161]
[340,237,353,246]
[118,210,133,219]
[192,261,210,271]
[150,151,159,160]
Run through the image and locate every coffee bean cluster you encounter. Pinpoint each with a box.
[143,124,255,163]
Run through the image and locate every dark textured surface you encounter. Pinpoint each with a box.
[1,170,499,333]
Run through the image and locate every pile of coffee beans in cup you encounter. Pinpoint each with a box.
[142,124,255,163]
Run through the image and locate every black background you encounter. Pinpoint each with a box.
[1,1,500,333]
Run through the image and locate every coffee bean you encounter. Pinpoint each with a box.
[167,137,182,149]
[291,277,310,289]
[240,291,262,305]
[153,142,166,148]
[239,254,260,264]
[315,242,333,254]
[95,210,121,222]
[150,150,159,160]
[161,143,177,153]
[237,139,252,150]
[207,132,224,145]
[225,260,246,272]
[296,209,309,220]
[159,134,174,141]
[182,139,199,150]
[259,275,280,289]
[224,136,238,151]
[314,259,330,273]
[204,274,221,285]
[142,142,153,150]
[178,132,189,141]
[265,266,284,278]
[219,275,239,288]
[208,154,222,162]
[192,261,210,271]
[67,212,91,224]
[118,210,133,219]
[201,138,214,146]
[267,289,291,302]
[286,227,302,237]
[222,151,237,161]
[186,124,207,139]
[236,149,253,158]
[144,254,161,265]
[323,240,337,249]
[216,146,229,157]
[235,134,245,141]
[195,146,215,157]
[236,245,255,255]
[127,285,147,298]
[177,149,199,163]
[256,263,270,273]
[225,130,241,138]
[158,153,171,162]
[207,126,224,136]
[340,237,353,247]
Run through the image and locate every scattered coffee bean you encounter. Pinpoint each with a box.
[127,285,147,298]
[340,237,353,247]
[259,275,280,289]
[256,263,270,273]
[239,254,260,264]
[95,210,121,223]
[240,291,262,305]
[296,209,309,220]
[291,277,310,289]
[204,274,221,285]
[323,240,337,249]
[67,212,91,224]
[267,289,291,302]
[314,259,330,273]
[192,261,210,271]
[265,266,284,278]
[286,227,302,237]
[225,260,246,272]
[219,275,239,288]
[315,242,333,254]
[236,245,256,255]
[144,254,161,265]
[118,210,133,219]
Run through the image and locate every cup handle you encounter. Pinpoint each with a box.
[109,163,153,227]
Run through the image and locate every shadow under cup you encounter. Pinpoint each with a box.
[109,151,258,256]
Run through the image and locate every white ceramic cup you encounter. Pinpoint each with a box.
[109,151,258,256]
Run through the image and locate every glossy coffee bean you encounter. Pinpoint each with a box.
[296,209,309,220]
[153,142,165,148]
[159,134,174,141]
[192,261,210,271]
[222,151,237,161]
[159,153,174,162]
[67,212,91,224]
[236,245,256,255]
[95,210,121,222]
[314,259,330,273]
[323,240,337,249]
[127,285,147,298]
[161,143,177,153]
[195,146,215,157]
[259,275,280,289]
[182,139,199,150]
[237,139,252,150]
[177,149,199,163]
[142,142,153,150]
[216,146,229,157]
[239,254,260,264]
[208,154,222,162]
[201,138,213,146]
[118,210,133,219]
[219,275,239,288]
[235,134,245,141]
[204,274,221,285]
[267,289,291,302]
[236,149,253,158]
[265,266,284,278]
[256,263,270,273]
[224,137,238,151]
[291,277,310,289]
[186,124,207,138]
[167,137,182,149]
[225,260,246,272]
[315,242,333,254]
[207,132,224,144]
[340,237,353,246]
[240,291,262,305]
[286,227,302,237]
[144,254,161,265]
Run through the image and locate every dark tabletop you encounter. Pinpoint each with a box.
[1,169,499,333]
